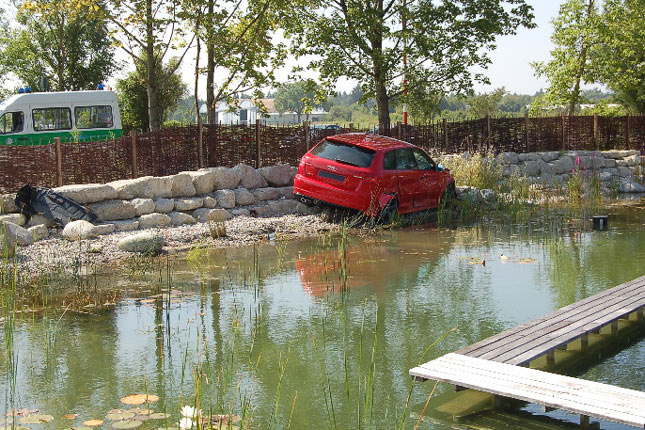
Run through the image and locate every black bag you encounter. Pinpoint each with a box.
[15,184,97,226]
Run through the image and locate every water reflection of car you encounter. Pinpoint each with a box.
[294,133,455,223]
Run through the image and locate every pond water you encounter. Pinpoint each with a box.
[2,201,645,430]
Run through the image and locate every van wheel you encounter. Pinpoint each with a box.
[378,199,398,225]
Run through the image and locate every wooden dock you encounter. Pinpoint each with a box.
[410,275,645,428]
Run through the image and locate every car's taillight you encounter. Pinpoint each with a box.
[303,161,315,176]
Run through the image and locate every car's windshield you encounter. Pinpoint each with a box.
[311,140,376,168]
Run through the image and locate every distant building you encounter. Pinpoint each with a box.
[199,98,328,125]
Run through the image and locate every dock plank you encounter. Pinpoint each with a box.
[410,354,645,428]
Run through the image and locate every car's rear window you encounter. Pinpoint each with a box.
[311,139,376,168]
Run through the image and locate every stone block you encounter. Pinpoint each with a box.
[108,176,155,199]
[0,194,18,214]
[213,190,235,208]
[0,222,16,258]
[501,152,519,165]
[26,214,56,228]
[89,200,137,221]
[150,176,173,198]
[258,164,293,187]
[62,220,97,241]
[202,196,217,208]
[94,224,116,236]
[551,156,574,175]
[54,183,118,204]
[209,167,242,190]
[174,197,203,211]
[138,213,171,229]
[233,188,256,206]
[208,209,233,222]
[250,205,271,217]
[619,179,645,193]
[28,224,48,241]
[539,152,559,163]
[231,208,250,217]
[171,173,197,197]
[254,187,280,201]
[278,186,294,199]
[521,160,540,177]
[168,211,197,226]
[268,199,298,215]
[117,232,164,254]
[131,198,156,216]
[618,166,633,177]
[154,198,175,213]
[0,213,27,226]
[188,169,217,194]
[111,220,140,232]
[604,158,617,168]
[234,163,267,189]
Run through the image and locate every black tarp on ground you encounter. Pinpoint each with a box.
[15,184,97,226]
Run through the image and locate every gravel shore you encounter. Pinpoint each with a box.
[9,214,339,277]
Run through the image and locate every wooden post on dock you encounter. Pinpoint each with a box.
[55,137,63,187]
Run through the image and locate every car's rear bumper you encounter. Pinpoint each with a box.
[294,174,378,216]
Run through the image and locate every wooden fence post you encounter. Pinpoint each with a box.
[304,121,310,151]
[130,130,138,179]
[524,112,530,152]
[442,118,448,151]
[255,119,261,169]
[486,115,491,152]
[625,115,630,148]
[593,113,599,150]
[349,123,354,131]
[561,112,567,150]
[55,137,63,187]
[397,122,402,140]
[197,121,204,169]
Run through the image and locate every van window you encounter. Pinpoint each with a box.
[33,108,72,131]
[0,111,24,134]
[74,105,114,129]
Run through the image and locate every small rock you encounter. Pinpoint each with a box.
[231,208,250,217]
[2,222,33,246]
[268,199,298,215]
[278,186,294,199]
[117,232,164,254]
[28,224,48,241]
[619,179,645,193]
[111,220,140,232]
[234,188,256,206]
[0,193,18,214]
[0,213,27,226]
[202,196,217,208]
[26,214,56,228]
[62,220,98,241]
[254,187,280,201]
[94,224,116,236]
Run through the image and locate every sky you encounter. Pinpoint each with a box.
[1,0,565,97]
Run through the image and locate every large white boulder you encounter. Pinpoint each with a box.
[188,169,217,195]
[170,173,196,197]
[108,176,155,199]
[89,200,137,221]
[258,164,293,187]
[209,167,241,190]
[208,209,233,222]
[117,232,164,254]
[1,221,33,246]
[62,220,98,241]
[54,183,118,204]
[234,163,267,189]
[150,176,173,198]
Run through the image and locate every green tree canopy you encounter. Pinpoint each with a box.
[467,87,506,118]
[274,80,327,123]
[531,0,600,115]
[0,0,117,91]
[287,0,534,132]
[116,55,188,132]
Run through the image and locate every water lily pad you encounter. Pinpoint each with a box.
[18,414,54,424]
[5,409,39,417]
[112,420,142,429]
[519,257,537,264]
[120,394,160,405]
[128,409,154,415]
[83,420,104,426]
[133,416,150,422]
[155,427,179,430]
[0,426,30,430]
[71,426,93,430]
[62,414,80,419]
[147,413,170,420]
[106,412,135,421]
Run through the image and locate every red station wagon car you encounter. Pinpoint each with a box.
[294,133,455,223]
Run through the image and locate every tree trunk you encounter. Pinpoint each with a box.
[206,0,216,125]
[371,0,390,133]
[146,0,161,131]
[375,79,390,134]
[568,0,594,116]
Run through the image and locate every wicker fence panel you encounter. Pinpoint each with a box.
[203,124,257,168]
[260,124,308,167]
[61,137,132,185]
[629,116,645,153]
[490,118,526,153]
[135,126,200,177]
[527,116,563,152]
[0,144,57,193]
[565,116,594,151]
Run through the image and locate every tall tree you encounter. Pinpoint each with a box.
[287,0,534,132]
[0,0,116,91]
[274,80,326,123]
[467,87,506,118]
[97,0,194,130]
[531,0,599,115]
[116,55,188,132]
[594,0,645,113]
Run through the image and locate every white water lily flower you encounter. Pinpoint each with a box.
[179,417,193,429]
[181,405,195,418]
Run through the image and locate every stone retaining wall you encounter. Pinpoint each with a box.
[1,163,316,250]
[440,149,645,192]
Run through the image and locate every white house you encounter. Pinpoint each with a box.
[199,98,328,125]
[199,99,259,125]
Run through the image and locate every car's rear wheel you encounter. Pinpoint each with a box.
[439,181,457,208]
[377,198,398,225]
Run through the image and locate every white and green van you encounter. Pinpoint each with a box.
[0,90,122,145]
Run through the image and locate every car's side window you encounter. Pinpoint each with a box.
[0,111,24,134]
[395,148,416,170]
[412,148,435,170]
[383,150,396,170]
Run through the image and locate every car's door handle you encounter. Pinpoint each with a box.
[17,137,27,141]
